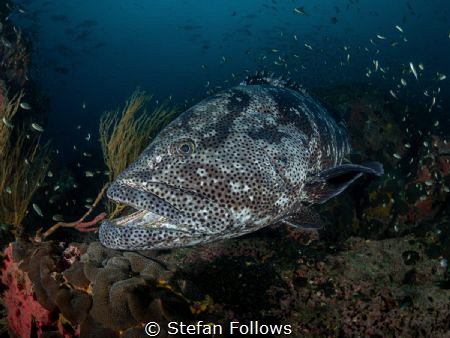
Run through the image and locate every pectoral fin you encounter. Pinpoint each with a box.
[282,207,323,230]
[305,161,383,204]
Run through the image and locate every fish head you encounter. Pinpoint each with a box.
[101,90,284,250]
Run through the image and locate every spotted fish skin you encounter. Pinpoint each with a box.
[99,76,382,250]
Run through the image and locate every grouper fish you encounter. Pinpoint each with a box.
[99,72,383,250]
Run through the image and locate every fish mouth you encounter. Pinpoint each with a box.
[105,181,196,233]
[107,208,190,233]
[99,181,232,250]
[109,209,169,228]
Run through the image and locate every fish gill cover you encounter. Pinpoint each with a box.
[0,0,449,337]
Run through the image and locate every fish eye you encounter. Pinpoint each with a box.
[179,143,192,154]
[171,139,196,156]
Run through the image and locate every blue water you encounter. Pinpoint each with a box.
[11,0,450,162]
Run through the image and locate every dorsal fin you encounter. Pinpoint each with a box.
[240,70,304,93]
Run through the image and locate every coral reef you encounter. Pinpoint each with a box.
[1,240,211,337]
[2,223,449,337]
[0,244,53,338]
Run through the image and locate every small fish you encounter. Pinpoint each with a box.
[373,60,379,72]
[404,143,411,148]
[437,73,446,81]
[32,203,44,217]
[293,7,307,15]
[85,133,91,141]
[2,117,13,129]
[393,153,401,159]
[418,63,424,71]
[304,43,312,50]
[54,185,60,191]
[85,171,94,177]
[400,78,407,86]
[293,34,298,41]
[82,152,92,157]
[434,120,439,127]
[389,90,398,99]
[409,62,418,80]
[52,214,64,222]
[20,102,31,110]
[5,186,12,194]
[82,101,86,109]
[376,34,386,40]
[271,48,279,53]
[391,41,399,47]
[31,123,44,132]
[47,171,53,177]
[395,25,404,33]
